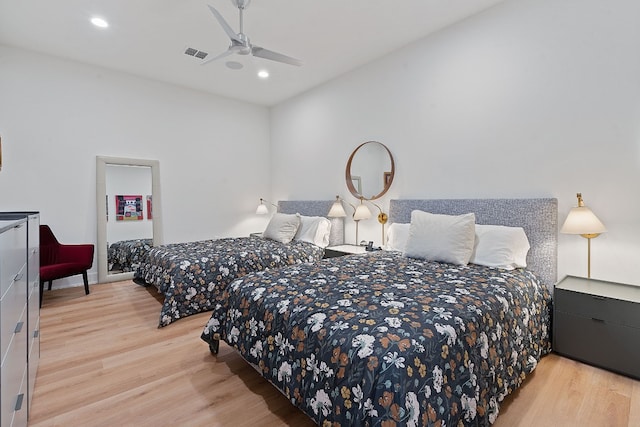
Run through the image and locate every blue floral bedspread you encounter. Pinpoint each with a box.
[201,251,551,426]
[108,238,153,272]
[134,236,324,327]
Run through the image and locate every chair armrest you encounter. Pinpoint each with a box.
[57,244,95,268]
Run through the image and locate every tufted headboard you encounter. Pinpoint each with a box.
[278,200,344,247]
[388,198,558,290]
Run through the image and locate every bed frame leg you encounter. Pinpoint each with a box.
[209,333,221,355]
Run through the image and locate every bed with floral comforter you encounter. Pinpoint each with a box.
[201,251,552,426]
[108,238,153,272]
[135,236,324,327]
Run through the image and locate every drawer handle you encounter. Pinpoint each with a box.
[13,273,24,281]
[591,317,605,323]
[14,321,24,333]
[14,223,25,229]
[591,296,606,301]
[15,393,24,411]
[34,330,39,338]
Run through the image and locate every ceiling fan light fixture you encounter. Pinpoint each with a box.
[90,17,109,28]
[226,61,243,70]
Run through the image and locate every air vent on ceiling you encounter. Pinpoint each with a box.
[184,47,208,60]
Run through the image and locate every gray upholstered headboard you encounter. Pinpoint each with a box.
[278,200,344,247]
[388,199,558,290]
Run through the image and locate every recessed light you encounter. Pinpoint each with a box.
[91,17,109,28]
[226,61,243,70]
[257,70,269,79]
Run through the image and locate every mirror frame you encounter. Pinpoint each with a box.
[96,156,163,283]
[345,141,395,200]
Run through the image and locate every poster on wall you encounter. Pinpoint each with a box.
[115,195,143,221]
[146,195,153,220]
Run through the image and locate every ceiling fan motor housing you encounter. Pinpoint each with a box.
[232,0,251,9]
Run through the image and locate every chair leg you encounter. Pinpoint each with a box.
[47,280,52,291]
[82,271,90,295]
[39,280,44,308]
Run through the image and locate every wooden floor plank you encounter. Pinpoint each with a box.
[29,281,640,426]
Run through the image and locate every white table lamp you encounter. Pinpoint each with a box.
[328,196,371,244]
[561,193,606,278]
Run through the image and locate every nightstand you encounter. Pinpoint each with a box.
[324,244,369,258]
[553,275,640,379]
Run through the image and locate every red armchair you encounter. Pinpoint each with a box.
[39,225,94,307]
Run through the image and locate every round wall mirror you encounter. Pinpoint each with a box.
[345,141,395,200]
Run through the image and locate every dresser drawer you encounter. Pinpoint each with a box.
[554,310,640,379]
[555,288,640,328]
[28,315,40,416]
[28,288,40,345]
[1,308,28,427]
[0,223,27,298]
[1,265,28,360]
[27,246,39,290]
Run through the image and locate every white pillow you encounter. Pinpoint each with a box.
[403,210,476,266]
[263,213,301,244]
[294,215,332,248]
[470,224,530,269]
[384,223,410,252]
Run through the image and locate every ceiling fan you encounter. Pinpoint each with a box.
[201,0,302,67]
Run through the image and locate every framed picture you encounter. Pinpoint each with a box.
[146,195,153,220]
[383,171,392,187]
[115,195,143,221]
[351,175,362,194]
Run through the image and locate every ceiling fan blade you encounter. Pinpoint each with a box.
[207,4,241,43]
[252,46,302,66]
[200,48,235,65]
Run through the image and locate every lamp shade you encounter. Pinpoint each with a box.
[328,199,347,218]
[353,204,372,221]
[255,198,270,215]
[561,206,606,235]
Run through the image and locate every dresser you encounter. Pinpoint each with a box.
[0,212,40,427]
[554,275,640,379]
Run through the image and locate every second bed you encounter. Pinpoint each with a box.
[135,200,343,327]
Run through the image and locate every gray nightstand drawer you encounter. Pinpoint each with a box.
[554,311,640,379]
[555,288,640,328]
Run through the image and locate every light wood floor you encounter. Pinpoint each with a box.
[29,281,640,427]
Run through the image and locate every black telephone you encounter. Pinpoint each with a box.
[365,241,381,251]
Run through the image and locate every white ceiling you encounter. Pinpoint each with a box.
[0,0,505,106]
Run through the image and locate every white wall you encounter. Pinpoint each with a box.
[2,0,639,288]
[0,45,271,286]
[270,0,640,285]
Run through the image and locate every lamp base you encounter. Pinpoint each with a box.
[580,234,600,279]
